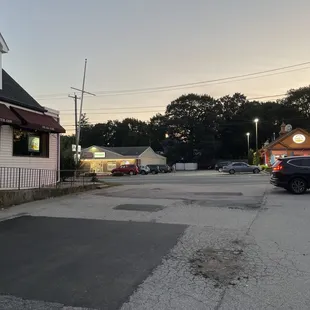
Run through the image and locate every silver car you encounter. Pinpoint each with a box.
[222,162,261,174]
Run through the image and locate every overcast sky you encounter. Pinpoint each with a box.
[1,0,310,133]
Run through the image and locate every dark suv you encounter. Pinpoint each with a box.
[147,165,160,174]
[159,165,172,173]
[270,156,310,194]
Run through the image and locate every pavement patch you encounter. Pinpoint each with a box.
[114,204,165,212]
[120,226,248,310]
[190,247,244,287]
[180,199,262,210]
[0,216,186,310]
[193,192,243,196]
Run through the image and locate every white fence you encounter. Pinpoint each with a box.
[175,163,198,171]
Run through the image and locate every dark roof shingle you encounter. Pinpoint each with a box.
[0,69,44,112]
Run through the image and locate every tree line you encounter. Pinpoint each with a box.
[61,86,310,167]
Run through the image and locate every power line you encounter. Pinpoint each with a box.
[61,116,310,128]
[90,63,310,94]
[35,61,310,100]
[59,93,286,115]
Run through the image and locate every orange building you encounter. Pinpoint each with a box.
[260,124,310,166]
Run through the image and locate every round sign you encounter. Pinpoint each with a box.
[293,134,306,144]
[285,124,292,132]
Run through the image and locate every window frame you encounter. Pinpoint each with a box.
[12,128,50,158]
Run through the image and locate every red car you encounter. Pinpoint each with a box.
[111,164,139,175]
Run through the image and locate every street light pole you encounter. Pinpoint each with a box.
[254,118,259,150]
[246,132,250,155]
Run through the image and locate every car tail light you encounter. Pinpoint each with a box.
[272,164,283,171]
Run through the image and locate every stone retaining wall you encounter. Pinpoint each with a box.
[0,184,99,209]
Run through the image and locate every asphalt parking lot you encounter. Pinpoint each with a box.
[0,216,185,310]
[100,170,270,185]
[0,171,309,309]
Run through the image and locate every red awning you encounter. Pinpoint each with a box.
[10,107,66,133]
[0,103,21,125]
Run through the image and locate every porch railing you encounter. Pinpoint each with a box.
[0,167,97,190]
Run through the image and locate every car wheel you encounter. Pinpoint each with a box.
[289,178,307,194]
[229,169,235,175]
[129,171,134,176]
[253,168,260,174]
[141,170,146,175]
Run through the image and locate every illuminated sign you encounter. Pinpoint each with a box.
[293,134,306,144]
[72,145,82,152]
[94,152,106,158]
[28,136,40,152]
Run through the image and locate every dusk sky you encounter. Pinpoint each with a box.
[1,0,310,134]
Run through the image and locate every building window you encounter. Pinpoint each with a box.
[13,128,49,157]
[107,161,117,171]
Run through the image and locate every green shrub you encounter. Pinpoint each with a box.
[259,164,269,171]
[253,152,260,165]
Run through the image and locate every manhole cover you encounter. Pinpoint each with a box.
[114,204,165,212]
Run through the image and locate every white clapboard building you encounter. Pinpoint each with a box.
[0,32,66,189]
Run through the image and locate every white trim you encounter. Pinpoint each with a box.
[139,146,166,159]
[44,106,60,116]
[156,153,166,159]
[83,145,125,157]
[138,147,153,158]
[0,100,43,114]
[0,33,9,53]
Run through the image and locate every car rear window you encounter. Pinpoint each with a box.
[302,158,310,167]
[272,160,282,167]
[288,159,303,167]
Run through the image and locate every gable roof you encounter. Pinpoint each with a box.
[104,146,149,156]
[82,145,150,157]
[0,69,44,112]
[0,33,9,53]
[264,128,310,149]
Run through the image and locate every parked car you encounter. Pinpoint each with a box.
[270,156,310,194]
[159,165,172,173]
[222,162,261,174]
[111,165,139,176]
[147,165,160,174]
[138,165,150,175]
[215,161,232,172]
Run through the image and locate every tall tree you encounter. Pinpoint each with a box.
[282,86,310,122]
[67,85,310,166]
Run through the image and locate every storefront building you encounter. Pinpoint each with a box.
[260,125,310,166]
[0,37,65,188]
[80,145,167,173]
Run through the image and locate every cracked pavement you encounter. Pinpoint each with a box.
[0,172,310,309]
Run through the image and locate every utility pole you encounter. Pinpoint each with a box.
[70,59,96,165]
[68,93,80,164]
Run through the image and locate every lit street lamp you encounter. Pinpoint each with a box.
[246,132,250,154]
[254,118,259,150]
